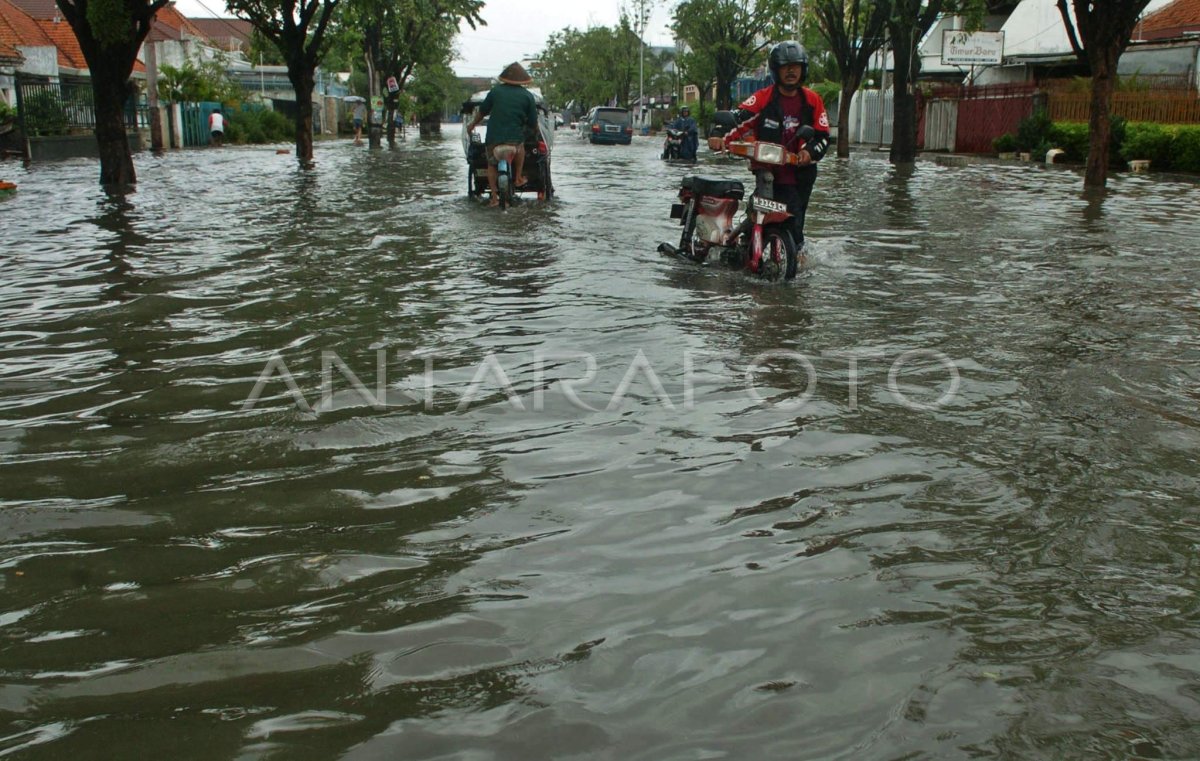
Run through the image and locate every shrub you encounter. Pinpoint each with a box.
[1108,114,1127,166]
[993,132,1018,152]
[225,107,293,144]
[21,91,67,135]
[1120,122,1173,167]
[1015,110,1053,151]
[1171,126,1200,173]
[1049,122,1089,162]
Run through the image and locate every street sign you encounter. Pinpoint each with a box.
[941,30,1004,66]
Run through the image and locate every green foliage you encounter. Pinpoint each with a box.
[541,25,632,111]
[672,0,797,109]
[224,107,294,144]
[157,58,242,104]
[1108,113,1127,165]
[992,132,1017,153]
[1015,110,1053,151]
[0,101,14,121]
[248,29,286,66]
[21,90,68,135]
[1047,122,1088,161]
[1117,122,1200,172]
[86,0,133,49]
[1119,122,1171,166]
[1171,127,1200,172]
[811,81,840,105]
[408,62,465,120]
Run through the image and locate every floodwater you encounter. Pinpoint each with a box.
[1,129,1199,760]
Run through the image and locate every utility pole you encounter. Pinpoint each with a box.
[797,0,803,37]
[145,39,163,152]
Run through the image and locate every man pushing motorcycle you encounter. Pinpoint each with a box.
[669,106,699,160]
[465,62,538,207]
[724,41,830,249]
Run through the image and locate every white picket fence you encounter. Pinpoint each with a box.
[845,89,894,146]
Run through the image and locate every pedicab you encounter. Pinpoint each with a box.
[460,88,556,205]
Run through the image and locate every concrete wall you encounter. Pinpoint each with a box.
[27,132,142,161]
[16,46,57,77]
[0,71,13,107]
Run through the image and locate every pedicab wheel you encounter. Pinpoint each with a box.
[759,226,798,282]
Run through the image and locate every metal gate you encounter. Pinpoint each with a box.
[932,83,1036,154]
[15,74,149,136]
[179,102,222,147]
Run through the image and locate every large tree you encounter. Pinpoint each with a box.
[1057,0,1153,187]
[228,0,341,163]
[344,0,483,148]
[56,0,168,188]
[671,0,795,110]
[812,0,890,158]
[541,26,629,110]
[886,0,945,163]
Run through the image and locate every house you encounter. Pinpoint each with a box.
[1135,0,1200,40]
[973,0,1176,85]
[187,17,253,54]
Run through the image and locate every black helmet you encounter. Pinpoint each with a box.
[680,106,690,115]
[768,40,808,83]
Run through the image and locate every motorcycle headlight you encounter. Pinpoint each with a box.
[754,143,785,165]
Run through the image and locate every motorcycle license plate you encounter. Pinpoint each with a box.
[752,197,788,214]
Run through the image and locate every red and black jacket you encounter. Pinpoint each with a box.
[726,84,831,166]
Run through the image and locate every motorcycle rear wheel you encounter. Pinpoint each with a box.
[677,199,709,261]
[759,226,798,282]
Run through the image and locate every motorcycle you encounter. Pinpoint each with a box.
[661,127,684,160]
[657,126,816,282]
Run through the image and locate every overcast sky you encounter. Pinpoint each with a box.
[170,0,679,78]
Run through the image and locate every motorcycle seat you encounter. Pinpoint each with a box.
[682,175,744,200]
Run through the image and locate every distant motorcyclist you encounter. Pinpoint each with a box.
[669,106,698,160]
[724,41,830,249]
[465,62,538,207]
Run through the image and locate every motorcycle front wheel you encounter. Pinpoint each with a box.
[759,225,798,282]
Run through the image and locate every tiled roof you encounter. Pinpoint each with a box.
[36,17,85,69]
[0,38,22,62]
[0,0,54,50]
[1137,0,1200,39]
[187,17,252,50]
[3,0,58,21]
[154,3,207,39]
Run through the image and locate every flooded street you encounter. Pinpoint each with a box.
[2,129,1200,759]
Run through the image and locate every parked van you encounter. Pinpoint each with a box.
[579,107,633,145]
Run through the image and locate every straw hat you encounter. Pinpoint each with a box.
[498,62,533,86]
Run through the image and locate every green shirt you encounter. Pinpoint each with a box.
[480,84,537,145]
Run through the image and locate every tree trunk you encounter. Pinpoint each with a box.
[288,64,315,163]
[889,28,918,164]
[1084,51,1118,187]
[836,74,861,159]
[91,56,137,189]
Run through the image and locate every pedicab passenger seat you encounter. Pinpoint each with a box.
[681,176,744,200]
